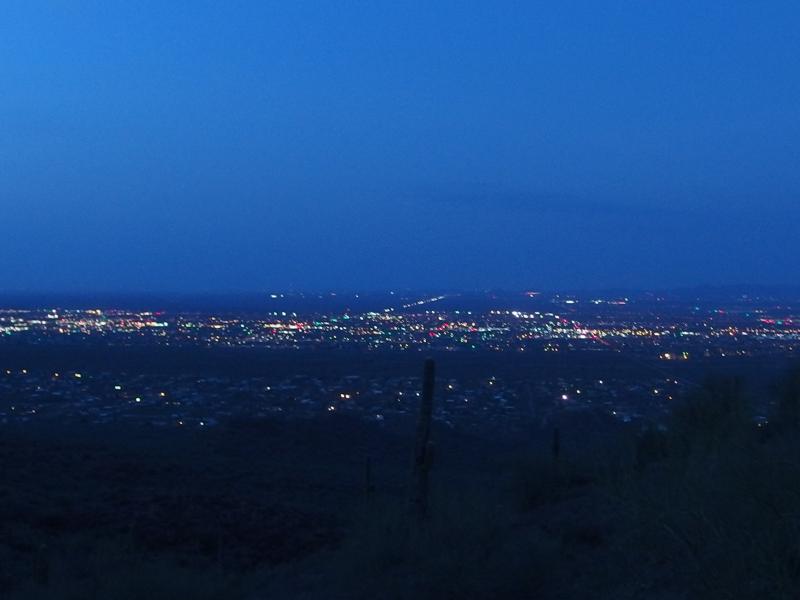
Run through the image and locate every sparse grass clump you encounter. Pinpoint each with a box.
[307,489,558,600]
[6,535,245,600]
[606,372,800,599]
[511,456,597,510]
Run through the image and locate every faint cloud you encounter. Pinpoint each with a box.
[408,184,670,216]
[396,184,800,221]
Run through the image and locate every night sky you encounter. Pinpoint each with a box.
[2,2,798,293]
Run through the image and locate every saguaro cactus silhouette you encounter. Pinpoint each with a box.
[410,358,436,519]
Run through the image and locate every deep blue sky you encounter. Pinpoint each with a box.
[2,2,798,292]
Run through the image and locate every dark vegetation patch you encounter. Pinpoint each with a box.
[2,362,800,598]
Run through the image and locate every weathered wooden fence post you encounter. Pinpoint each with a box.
[410,358,436,519]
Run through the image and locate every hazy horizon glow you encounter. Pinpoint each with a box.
[2,2,799,293]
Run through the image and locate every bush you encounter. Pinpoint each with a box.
[667,377,753,457]
[775,366,800,430]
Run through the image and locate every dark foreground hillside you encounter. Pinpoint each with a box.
[2,368,800,599]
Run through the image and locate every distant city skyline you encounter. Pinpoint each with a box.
[2,3,799,292]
